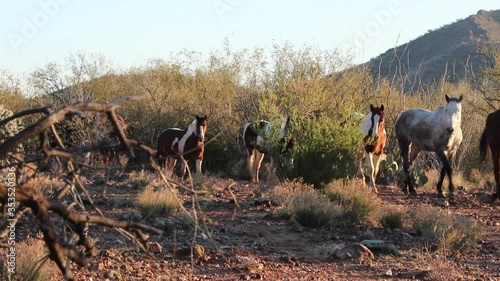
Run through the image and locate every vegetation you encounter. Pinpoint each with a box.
[409,206,482,256]
[138,185,179,217]
[324,179,381,224]
[2,23,500,277]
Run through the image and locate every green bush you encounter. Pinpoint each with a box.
[284,117,361,187]
[379,213,404,230]
[287,191,341,229]
[324,180,380,224]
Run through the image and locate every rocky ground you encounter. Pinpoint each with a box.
[68,175,500,281]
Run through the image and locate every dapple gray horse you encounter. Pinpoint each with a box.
[395,95,463,201]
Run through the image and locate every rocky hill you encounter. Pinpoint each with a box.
[365,9,500,90]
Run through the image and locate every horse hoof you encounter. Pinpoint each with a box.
[409,190,418,196]
[437,193,446,199]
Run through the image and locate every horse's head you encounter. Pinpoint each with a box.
[195,115,208,142]
[362,104,385,141]
[443,94,463,134]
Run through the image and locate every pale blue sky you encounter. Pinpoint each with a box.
[1,1,499,77]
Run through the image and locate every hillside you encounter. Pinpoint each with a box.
[365,9,500,90]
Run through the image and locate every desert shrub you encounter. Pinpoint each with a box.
[324,179,381,224]
[0,104,25,164]
[288,191,341,228]
[438,216,482,256]
[377,205,406,230]
[129,170,153,189]
[272,179,315,205]
[380,213,404,230]
[409,206,482,255]
[286,117,361,187]
[138,185,179,217]
[3,238,59,281]
[275,206,294,220]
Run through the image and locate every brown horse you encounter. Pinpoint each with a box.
[157,115,208,180]
[479,109,500,202]
[242,117,295,183]
[358,104,386,194]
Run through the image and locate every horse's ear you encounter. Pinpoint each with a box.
[370,104,374,111]
[458,95,463,102]
[196,114,200,119]
[380,104,384,111]
[445,94,450,102]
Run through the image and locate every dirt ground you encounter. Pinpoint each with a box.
[63,173,500,281]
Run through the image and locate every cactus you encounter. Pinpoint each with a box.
[377,153,428,188]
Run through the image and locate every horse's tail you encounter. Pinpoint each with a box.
[479,126,488,162]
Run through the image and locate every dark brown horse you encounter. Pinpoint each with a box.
[157,115,208,180]
[358,104,386,194]
[479,109,500,202]
[242,117,295,183]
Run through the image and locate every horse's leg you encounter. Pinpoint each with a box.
[179,158,187,180]
[247,149,255,182]
[168,156,177,174]
[435,149,453,199]
[357,150,366,185]
[365,152,376,192]
[254,151,265,183]
[195,158,203,183]
[407,145,421,195]
[397,139,410,193]
[372,153,383,194]
[490,144,500,201]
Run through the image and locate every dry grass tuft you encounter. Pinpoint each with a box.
[324,179,381,225]
[4,237,59,281]
[272,178,315,205]
[138,185,179,217]
[409,206,482,256]
[288,191,342,229]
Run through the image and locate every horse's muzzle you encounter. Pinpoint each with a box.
[447,127,454,133]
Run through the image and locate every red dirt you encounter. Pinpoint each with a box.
[69,176,500,281]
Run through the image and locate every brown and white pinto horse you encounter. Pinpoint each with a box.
[358,104,386,194]
[479,109,500,202]
[242,117,295,183]
[157,115,208,180]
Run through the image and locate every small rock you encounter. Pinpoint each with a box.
[149,242,163,253]
[330,243,375,262]
[384,268,393,276]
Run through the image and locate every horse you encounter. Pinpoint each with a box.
[395,94,463,201]
[479,109,500,202]
[242,117,295,183]
[157,115,208,180]
[358,104,386,194]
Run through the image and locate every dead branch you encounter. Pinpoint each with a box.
[0,96,169,281]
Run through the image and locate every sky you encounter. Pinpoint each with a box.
[1,0,499,78]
